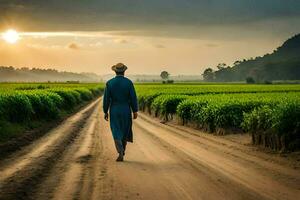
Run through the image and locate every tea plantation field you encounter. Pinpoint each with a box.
[136,84,300,151]
[0,83,104,142]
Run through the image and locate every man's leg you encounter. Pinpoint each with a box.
[114,140,124,161]
[122,140,127,155]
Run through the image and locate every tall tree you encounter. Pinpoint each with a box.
[202,68,214,82]
[216,63,227,70]
[160,71,169,80]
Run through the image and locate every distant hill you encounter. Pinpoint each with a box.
[0,66,103,82]
[212,34,300,82]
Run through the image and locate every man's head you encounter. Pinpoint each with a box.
[116,71,124,76]
[112,63,127,75]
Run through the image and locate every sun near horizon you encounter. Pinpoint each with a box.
[2,29,20,44]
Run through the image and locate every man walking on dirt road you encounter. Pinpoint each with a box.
[103,63,138,162]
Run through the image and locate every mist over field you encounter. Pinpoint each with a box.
[0,66,203,82]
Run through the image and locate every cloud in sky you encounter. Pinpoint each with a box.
[154,44,166,49]
[68,43,79,50]
[0,0,299,40]
[206,43,219,48]
[114,39,128,44]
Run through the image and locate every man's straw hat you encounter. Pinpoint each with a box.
[111,63,127,72]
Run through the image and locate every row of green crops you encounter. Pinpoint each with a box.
[177,93,298,128]
[137,84,300,113]
[135,84,300,95]
[0,83,104,141]
[136,84,300,151]
[242,103,300,151]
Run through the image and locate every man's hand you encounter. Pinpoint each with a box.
[104,113,109,121]
[133,112,138,119]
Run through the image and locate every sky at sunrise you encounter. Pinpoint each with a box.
[0,0,300,75]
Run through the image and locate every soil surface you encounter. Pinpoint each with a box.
[0,98,299,200]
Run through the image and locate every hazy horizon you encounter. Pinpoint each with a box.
[1,0,300,75]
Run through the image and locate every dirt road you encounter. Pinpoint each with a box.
[0,98,299,200]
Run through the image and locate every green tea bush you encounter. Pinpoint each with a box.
[151,95,188,120]
[213,100,263,130]
[36,92,63,119]
[242,102,300,151]
[0,93,33,123]
[69,90,82,104]
[89,86,103,96]
[0,83,104,142]
[51,89,78,110]
[75,88,93,101]
[136,84,300,151]
[138,92,161,113]
[242,106,274,132]
[177,99,200,124]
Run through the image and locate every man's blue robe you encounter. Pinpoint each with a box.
[103,76,138,142]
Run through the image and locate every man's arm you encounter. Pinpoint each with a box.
[129,82,138,119]
[103,83,111,121]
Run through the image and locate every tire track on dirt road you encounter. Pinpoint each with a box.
[0,98,100,200]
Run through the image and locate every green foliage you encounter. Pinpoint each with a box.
[177,95,266,131]
[162,80,174,84]
[0,83,104,142]
[50,90,78,110]
[242,106,273,132]
[75,88,93,101]
[135,84,300,97]
[151,95,188,119]
[273,102,300,135]
[50,89,87,110]
[177,100,201,123]
[0,93,33,123]
[160,71,169,80]
[23,91,63,119]
[136,83,300,151]
[202,68,215,82]
[242,102,300,151]
[20,91,62,119]
[246,77,255,84]
[242,102,300,136]
[138,92,161,113]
